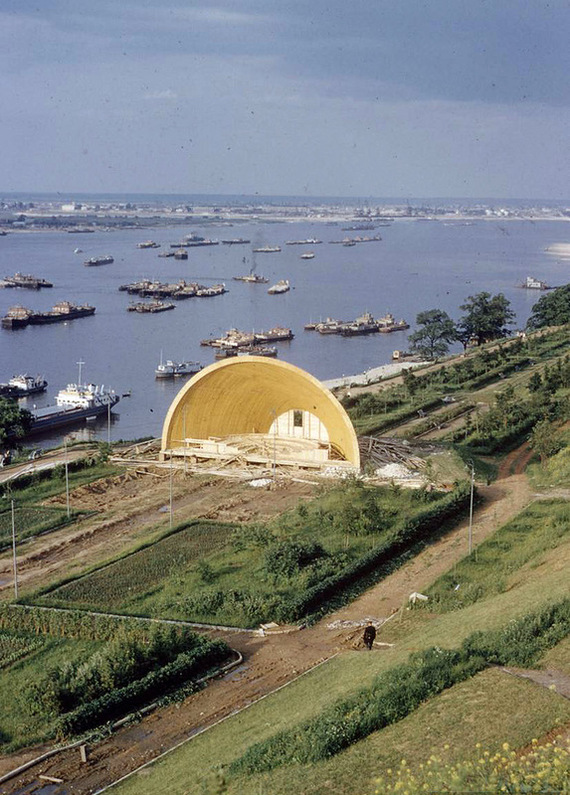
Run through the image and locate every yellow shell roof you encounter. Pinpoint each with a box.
[161,356,360,467]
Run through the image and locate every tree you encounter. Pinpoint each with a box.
[408,309,456,360]
[529,419,561,465]
[456,292,515,347]
[0,398,32,445]
[528,284,570,329]
[527,372,543,393]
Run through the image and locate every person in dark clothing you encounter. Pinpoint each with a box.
[363,622,376,650]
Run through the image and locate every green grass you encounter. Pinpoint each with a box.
[540,635,570,676]
[37,484,453,627]
[0,635,100,751]
[39,521,233,613]
[425,499,570,611]
[220,669,570,795]
[527,428,570,490]
[0,461,119,504]
[0,505,81,549]
[112,531,570,795]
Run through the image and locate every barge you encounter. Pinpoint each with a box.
[84,255,114,266]
[1,273,53,290]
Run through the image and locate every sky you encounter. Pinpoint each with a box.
[1,1,569,198]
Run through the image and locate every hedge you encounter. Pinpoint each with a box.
[277,482,472,622]
[230,598,570,776]
[57,638,232,737]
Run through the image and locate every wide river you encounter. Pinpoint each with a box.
[1,218,568,447]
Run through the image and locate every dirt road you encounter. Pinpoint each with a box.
[0,470,536,793]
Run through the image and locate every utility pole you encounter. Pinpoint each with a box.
[169,452,173,528]
[64,438,70,519]
[271,410,277,481]
[468,463,475,555]
[11,499,18,600]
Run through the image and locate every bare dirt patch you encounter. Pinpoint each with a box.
[0,470,315,596]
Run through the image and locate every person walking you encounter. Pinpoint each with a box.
[363,622,376,650]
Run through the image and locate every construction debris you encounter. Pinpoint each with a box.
[359,436,427,470]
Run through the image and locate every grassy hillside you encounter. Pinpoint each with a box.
[112,502,570,795]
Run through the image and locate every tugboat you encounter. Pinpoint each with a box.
[84,255,114,266]
[0,374,47,397]
[233,271,269,284]
[155,356,202,378]
[173,248,188,260]
[1,305,34,329]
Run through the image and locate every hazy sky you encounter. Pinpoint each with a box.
[1,1,569,198]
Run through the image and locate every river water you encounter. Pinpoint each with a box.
[0,217,568,447]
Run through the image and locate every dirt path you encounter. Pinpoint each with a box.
[501,667,570,700]
[0,472,536,793]
[497,441,535,479]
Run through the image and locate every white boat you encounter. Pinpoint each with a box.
[7,374,47,395]
[56,382,119,410]
[267,279,290,295]
[522,275,550,290]
[155,357,202,379]
[252,246,281,253]
[300,252,315,259]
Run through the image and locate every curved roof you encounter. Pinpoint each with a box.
[161,356,360,467]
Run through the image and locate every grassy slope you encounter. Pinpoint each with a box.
[541,636,570,676]
[0,637,100,752]
[113,527,570,794]
[222,669,570,795]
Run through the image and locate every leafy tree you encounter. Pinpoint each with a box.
[402,368,419,395]
[527,372,543,393]
[408,308,456,360]
[529,419,561,465]
[0,397,32,445]
[456,292,515,347]
[528,283,570,328]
